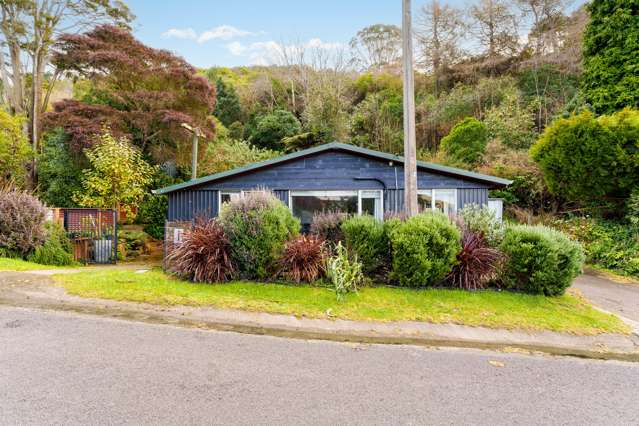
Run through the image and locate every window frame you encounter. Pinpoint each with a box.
[358,189,384,221]
[417,188,458,215]
[218,190,242,208]
[288,189,384,222]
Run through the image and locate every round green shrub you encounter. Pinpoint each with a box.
[28,222,75,266]
[341,215,388,275]
[500,225,584,296]
[248,110,302,151]
[440,117,488,164]
[388,212,461,287]
[220,191,300,279]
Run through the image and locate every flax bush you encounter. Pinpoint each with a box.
[278,235,327,283]
[167,219,235,283]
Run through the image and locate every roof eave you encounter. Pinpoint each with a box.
[153,142,511,194]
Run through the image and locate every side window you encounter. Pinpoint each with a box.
[220,191,241,205]
[359,190,383,221]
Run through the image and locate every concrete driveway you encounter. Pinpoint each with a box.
[573,274,639,324]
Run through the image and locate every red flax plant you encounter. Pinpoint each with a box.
[167,219,235,283]
[447,228,505,290]
[278,235,327,283]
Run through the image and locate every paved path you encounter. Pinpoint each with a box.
[573,274,639,323]
[1,306,638,426]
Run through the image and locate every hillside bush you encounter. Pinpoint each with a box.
[530,109,639,206]
[28,223,75,266]
[439,117,488,164]
[167,219,235,283]
[388,212,461,287]
[341,215,388,275]
[220,190,299,279]
[500,225,584,296]
[278,235,327,283]
[248,110,302,151]
[0,190,47,257]
[552,217,639,277]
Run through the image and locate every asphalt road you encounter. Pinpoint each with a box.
[1,306,638,426]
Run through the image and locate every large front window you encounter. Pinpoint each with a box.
[418,189,457,216]
[290,191,358,225]
[290,190,383,225]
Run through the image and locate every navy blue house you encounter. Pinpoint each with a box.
[154,142,511,230]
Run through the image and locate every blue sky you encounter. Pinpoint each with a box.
[126,0,585,69]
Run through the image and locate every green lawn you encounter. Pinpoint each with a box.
[0,257,64,271]
[54,269,630,335]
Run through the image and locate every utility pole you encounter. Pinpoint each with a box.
[181,123,205,180]
[402,0,419,217]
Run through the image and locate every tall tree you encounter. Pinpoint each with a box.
[349,24,402,71]
[582,0,639,114]
[214,77,242,127]
[470,0,520,66]
[0,0,132,155]
[516,0,567,55]
[516,0,577,130]
[44,25,216,167]
[416,0,466,95]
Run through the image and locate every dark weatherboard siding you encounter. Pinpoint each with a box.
[166,151,490,221]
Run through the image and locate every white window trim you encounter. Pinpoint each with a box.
[218,190,241,210]
[358,189,384,221]
[417,189,458,214]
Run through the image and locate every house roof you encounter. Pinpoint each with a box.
[153,142,512,195]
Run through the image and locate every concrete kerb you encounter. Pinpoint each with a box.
[2,271,639,362]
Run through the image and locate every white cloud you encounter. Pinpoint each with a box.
[197,25,255,43]
[162,25,260,43]
[162,28,197,40]
[225,41,247,56]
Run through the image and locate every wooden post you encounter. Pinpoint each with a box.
[402,0,419,217]
[191,132,199,180]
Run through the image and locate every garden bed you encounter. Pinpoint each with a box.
[54,269,629,335]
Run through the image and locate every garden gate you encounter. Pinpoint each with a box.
[58,208,118,264]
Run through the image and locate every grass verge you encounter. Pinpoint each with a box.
[54,269,630,335]
[0,257,64,271]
